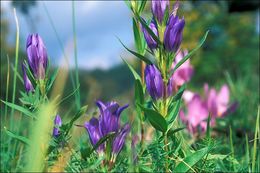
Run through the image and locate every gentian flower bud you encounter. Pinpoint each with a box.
[151,0,169,24]
[112,123,130,154]
[22,63,34,93]
[164,15,185,52]
[141,20,158,50]
[26,34,48,79]
[145,64,164,100]
[53,114,62,137]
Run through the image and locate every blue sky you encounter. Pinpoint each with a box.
[1,1,134,70]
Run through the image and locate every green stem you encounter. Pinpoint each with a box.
[72,1,81,110]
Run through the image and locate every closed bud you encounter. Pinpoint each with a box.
[145,64,164,100]
[151,0,169,24]
[164,15,185,52]
[26,34,48,79]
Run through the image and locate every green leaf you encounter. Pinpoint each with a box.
[67,105,88,130]
[4,127,30,145]
[118,38,153,64]
[1,100,34,118]
[174,147,210,173]
[135,79,144,120]
[135,79,144,105]
[206,114,211,138]
[167,127,185,137]
[138,0,147,13]
[46,68,59,92]
[122,58,142,81]
[85,132,116,158]
[166,100,181,126]
[138,104,168,132]
[133,18,142,54]
[170,30,209,77]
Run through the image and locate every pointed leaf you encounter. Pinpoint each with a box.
[1,100,34,118]
[170,31,209,77]
[166,100,181,125]
[174,147,210,173]
[119,38,153,64]
[122,58,142,81]
[4,127,31,145]
[138,104,168,132]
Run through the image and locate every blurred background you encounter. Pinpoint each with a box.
[1,0,259,132]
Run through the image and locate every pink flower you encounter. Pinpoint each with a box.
[180,94,213,134]
[180,84,237,134]
[169,50,194,93]
[204,84,231,118]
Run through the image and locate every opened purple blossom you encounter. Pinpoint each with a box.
[164,15,185,52]
[22,63,34,93]
[112,123,130,154]
[53,114,62,137]
[84,101,130,154]
[26,34,48,79]
[151,0,169,24]
[142,20,158,50]
[145,64,164,100]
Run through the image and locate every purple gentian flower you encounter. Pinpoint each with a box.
[164,15,185,52]
[151,0,169,24]
[112,124,130,154]
[53,114,62,137]
[22,63,34,93]
[141,20,158,50]
[84,101,130,155]
[26,34,48,80]
[145,64,164,100]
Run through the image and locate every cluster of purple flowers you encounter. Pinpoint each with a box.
[142,1,189,101]
[84,101,130,157]
[142,0,185,52]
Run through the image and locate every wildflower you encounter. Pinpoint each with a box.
[181,84,237,134]
[84,101,130,155]
[53,114,62,137]
[22,63,34,93]
[151,0,169,24]
[180,94,211,134]
[142,20,158,50]
[204,84,237,118]
[164,14,185,52]
[26,34,48,80]
[145,64,164,100]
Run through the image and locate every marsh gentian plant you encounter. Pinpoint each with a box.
[85,101,130,163]
[124,1,209,171]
